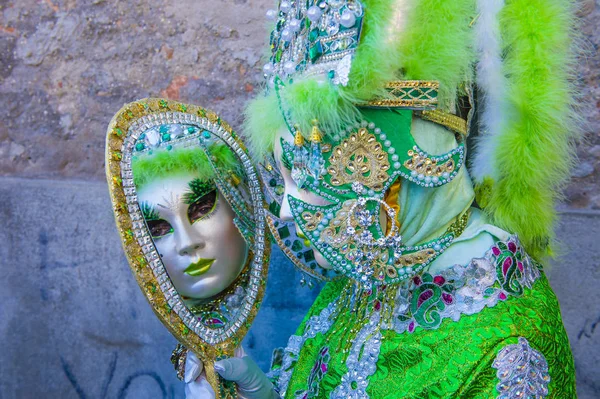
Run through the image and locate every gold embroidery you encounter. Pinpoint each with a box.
[362,80,439,109]
[302,211,325,231]
[418,109,468,137]
[395,248,437,267]
[404,149,455,178]
[327,127,390,190]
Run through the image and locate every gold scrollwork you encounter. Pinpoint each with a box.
[327,128,390,190]
[404,149,455,177]
[394,248,437,267]
[302,211,325,231]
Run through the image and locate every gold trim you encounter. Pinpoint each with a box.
[417,110,469,137]
[384,80,440,90]
[362,80,439,109]
[105,98,270,399]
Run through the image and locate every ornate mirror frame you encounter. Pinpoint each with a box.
[105,98,269,398]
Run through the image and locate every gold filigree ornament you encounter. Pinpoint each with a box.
[327,127,390,190]
[105,98,270,399]
[404,149,455,179]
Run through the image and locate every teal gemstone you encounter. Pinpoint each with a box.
[159,125,169,134]
[269,201,281,217]
[291,240,303,252]
[309,42,323,62]
[187,126,196,134]
[304,250,315,262]
[135,142,145,151]
[269,178,278,187]
[162,133,171,141]
[278,225,291,239]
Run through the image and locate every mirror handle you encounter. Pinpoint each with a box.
[205,359,238,399]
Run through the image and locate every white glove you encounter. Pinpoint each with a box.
[214,356,280,399]
[184,348,279,399]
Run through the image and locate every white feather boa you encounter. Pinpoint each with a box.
[471,0,508,183]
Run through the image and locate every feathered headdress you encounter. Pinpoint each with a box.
[245,0,579,261]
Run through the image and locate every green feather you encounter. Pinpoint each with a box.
[481,0,579,260]
[132,144,238,190]
[397,0,477,110]
[244,0,402,159]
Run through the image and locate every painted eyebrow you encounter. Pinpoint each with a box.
[140,201,161,221]
[183,178,216,205]
[280,147,293,171]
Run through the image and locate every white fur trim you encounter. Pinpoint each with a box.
[471,0,508,183]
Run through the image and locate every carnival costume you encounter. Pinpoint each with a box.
[245,0,579,398]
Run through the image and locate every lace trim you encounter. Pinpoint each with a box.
[391,236,540,334]
[331,312,382,399]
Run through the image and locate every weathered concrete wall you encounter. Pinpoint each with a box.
[0,0,599,200]
[0,177,598,398]
[0,177,320,399]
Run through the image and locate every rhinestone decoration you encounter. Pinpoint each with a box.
[492,338,550,399]
[106,99,270,363]
[264,0,365,86]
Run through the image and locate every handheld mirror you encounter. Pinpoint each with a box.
[105,98,269,398]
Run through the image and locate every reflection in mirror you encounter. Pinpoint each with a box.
[107,100,269,398]
[131,124,254,330]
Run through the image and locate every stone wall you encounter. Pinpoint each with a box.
[0,0,599,398]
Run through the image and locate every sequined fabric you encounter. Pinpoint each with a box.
[277,241,576,398]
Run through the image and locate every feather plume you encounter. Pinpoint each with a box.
[471,0,508,183]
[132,145,238,189]
[244,0,405,159]
[481,0,579,260]
[397,0,476,110]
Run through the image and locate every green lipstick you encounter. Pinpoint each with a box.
[184,258,215,276]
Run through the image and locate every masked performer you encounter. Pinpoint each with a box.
[223,0,579,398]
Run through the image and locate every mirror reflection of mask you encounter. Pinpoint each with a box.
[137,173,248,299]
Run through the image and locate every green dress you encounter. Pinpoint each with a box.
[270,226,576,399]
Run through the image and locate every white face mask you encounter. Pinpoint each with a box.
[137,174,249,299]
[274,129,334,269]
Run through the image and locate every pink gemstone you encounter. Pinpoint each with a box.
[442,292,453,304]
[321,364,328,373]
[408,321,415,332]
[502,257,513,276]
[518,261,524,272]
[508,241,517,253]
[374,300,382,311]
[413,276,422,285]
[433,275,446,286]
[492,246,501,256]
[417,289,433,307]
[499,292,507,301]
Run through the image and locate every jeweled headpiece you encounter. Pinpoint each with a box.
[250,0,579,288]
[264,0,365,87]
